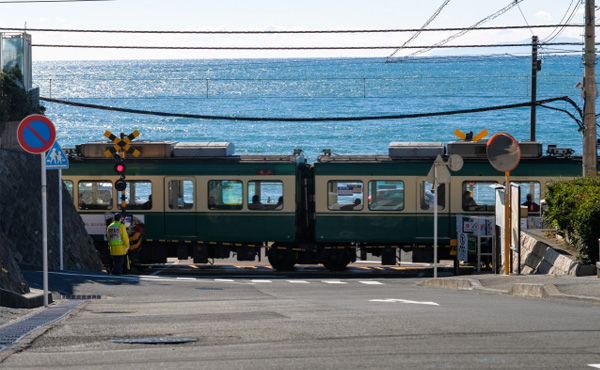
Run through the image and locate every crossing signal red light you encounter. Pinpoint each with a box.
[114,161,126,175]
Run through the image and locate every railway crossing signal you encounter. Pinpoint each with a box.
[104,130,141,212]
[454,129,488,142]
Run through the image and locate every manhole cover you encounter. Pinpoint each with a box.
[111,337,198,344]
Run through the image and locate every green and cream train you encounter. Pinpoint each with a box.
[62,140,582,271]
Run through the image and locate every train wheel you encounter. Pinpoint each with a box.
[323,250,350,271]
[267,247,295,271]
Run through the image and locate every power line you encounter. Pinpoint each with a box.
[0,24,583,34]
[0,0,111,3]
[32,42,583,50]
[405,0,526,58]
[387,0,452,59]
[40,95,579,123]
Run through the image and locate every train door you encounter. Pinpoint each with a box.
[164,177,197,238]
[415,177,451,248]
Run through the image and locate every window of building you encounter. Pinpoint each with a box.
[78,181,113,210]
[248,181,284,210]
[420,181,445,211]
[327,181,363,211]
[368,180,404,211]
[208,180,243,210]
[118,181,153,210]
[462,181,497,211]
[168,180,194,210]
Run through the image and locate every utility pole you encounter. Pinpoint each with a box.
[583,0,597,177]
[530,35,540,142]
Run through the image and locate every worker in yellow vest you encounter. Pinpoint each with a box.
[107,213,129,275]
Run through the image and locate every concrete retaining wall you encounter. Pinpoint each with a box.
[516,231,596,276]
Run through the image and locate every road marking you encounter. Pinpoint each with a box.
[588,365,600,369]
[369,298,439,306]
[251,279,272,283]
[359,281,384,285]
[322,280,347,284]
[214,279,235,282]
[176,277,196,281]
[287,280,310,284]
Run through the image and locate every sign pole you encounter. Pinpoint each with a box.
[433,163,438,278]
[59,169,63,271]
[505,171,511,275]
[41,155,49,307]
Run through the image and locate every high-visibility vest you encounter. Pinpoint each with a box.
[107,221,128,256]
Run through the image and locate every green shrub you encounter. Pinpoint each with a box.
[0,66,45,123]
[543,177,600,264]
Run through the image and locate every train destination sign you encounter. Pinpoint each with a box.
[17,114,56,154]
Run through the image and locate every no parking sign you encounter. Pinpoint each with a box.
[17,114,56,154]
[17,114,56,308]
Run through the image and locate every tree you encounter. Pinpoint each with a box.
[0,65,45,123]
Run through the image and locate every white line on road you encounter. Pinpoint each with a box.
[287,280,310,284]
[251,279,272,283]
[214,279,235,282]
[322,280,347,284]
[176,277,196,281]
[588,365,600,368]
[369,298,439,306]
[359,281,384,285]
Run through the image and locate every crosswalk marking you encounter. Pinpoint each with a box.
[359,281,385,285]
[322,280,347,284]
[251,279,272,283]
[287,280,310,284]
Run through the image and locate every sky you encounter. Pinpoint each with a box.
[0,0,590,60]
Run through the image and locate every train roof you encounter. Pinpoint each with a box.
[315,141,581,163]
[69,141,306,164]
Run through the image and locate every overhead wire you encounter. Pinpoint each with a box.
[515,1,535,36]
[40,96,581,124]
[32,42,583,50]
[402,0,526,58]
[0,24,583,34]
[387,0,452,60]
[543,0,581,44]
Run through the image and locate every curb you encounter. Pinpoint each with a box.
[0,288,53,308]
[419,278,600,303]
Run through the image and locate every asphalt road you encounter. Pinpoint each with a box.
[2,268,600,370]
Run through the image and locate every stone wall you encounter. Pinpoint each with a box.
[515,230,597,276]
[0,121,103,297]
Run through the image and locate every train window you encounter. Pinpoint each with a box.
[168,180,194,210]
[63,180,73,200]
[462,181,497,211]
[208,180,242,210]
[248,181,283,210]
[420,181,445,211]
[327,181,363,211]
[368,181,404,211]
[119,181,152,210]
[512,181,541,212]
[78,181,113,210]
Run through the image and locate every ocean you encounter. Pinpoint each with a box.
[33,56,587,161]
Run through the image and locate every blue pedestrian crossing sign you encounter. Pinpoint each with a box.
[45,142,69,170]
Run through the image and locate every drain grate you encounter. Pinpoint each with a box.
[111,337,198,344]
[0,300,85,347]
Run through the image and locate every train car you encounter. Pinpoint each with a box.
[310,141,582,270]
[63,139,583,271]
[63,141,311,268]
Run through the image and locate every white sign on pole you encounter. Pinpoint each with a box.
[45,141,69,170]
[457,232,469,262]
